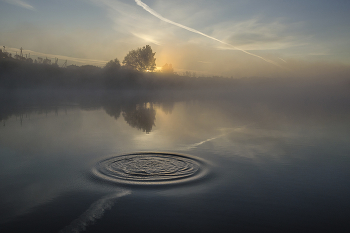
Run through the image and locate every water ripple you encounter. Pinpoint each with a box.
[93,152,208,185]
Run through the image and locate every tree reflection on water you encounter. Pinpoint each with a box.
[122,105,155,133]
[103,100,156,133]
[0,90,173,134]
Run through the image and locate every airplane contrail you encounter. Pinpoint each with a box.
[135,0,281,67]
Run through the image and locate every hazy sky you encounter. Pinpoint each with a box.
[1,0,350,77]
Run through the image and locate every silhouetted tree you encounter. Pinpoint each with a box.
[104,58,121,71]
[122,45,156,72]
[161,63,174,74]
[181,71,196,78]
[43,57,51,65]
[0,49,10,60]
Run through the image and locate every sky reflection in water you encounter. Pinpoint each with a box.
[0,89,350,232]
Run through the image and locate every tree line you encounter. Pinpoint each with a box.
[0,45,238,90]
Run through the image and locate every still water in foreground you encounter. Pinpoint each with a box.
[0,90,350,232]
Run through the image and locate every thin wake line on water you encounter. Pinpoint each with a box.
[178,125,253,151]
[59,190,131,233]
[180,135,226,151]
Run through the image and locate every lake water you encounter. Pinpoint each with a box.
[0,88,350,232]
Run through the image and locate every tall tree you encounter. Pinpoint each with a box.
[122,45,156,72]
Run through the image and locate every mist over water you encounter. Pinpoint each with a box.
[2,0,350,231]
[0,79,350,232]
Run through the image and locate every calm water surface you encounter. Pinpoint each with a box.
[0,90,350,232]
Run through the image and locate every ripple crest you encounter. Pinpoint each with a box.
[93,152,208,185]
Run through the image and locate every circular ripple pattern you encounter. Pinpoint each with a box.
[93,153,207,185]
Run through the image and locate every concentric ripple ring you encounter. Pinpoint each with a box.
[93,152,208,185]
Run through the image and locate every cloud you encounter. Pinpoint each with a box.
[89,0,285,67]
[3,46,108,66]
[134,0,281,68]
[131,33,161,45]
[197,61,212,64]
[211,19,303,51]
[3,0,35,10]
[0,23,121,66]
[279,57,287,63]
[89,0,171,44]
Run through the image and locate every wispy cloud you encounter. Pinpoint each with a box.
[135,0,281,67]
[209,18,303,51]
[197,61,212,64]
[4,46,108,66]
[279,57,287,63]
[89,0,170,46]
[131,32,161,45]
[3,0,35,10]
